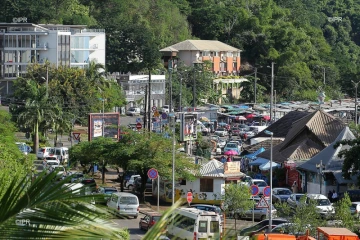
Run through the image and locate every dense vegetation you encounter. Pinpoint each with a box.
[2,0,359,100]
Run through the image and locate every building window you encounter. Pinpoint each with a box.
[200,178,213,192]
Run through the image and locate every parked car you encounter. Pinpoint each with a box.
[16,142,32,155]
[44,156,60,164]
[214,128,228,137]
[126,107,141,116]
[70,172,84,183]
[160,105,173,113]
[273,188,292,203]
[251,179,268,195]
[133,177,152,193]
[238,218,288,237]
[351,202,360,219]
[237,197,277,221]
[81,178,98,192]
[224,142,240,154]
[306,194,335,218]
[139,212,162,231]
[287,194,305,209]
[126,175,140,191]
[53,147,69,164]
[188,204,224,221]
[210,135,220,142]
[45,160,60,168]
[97,187,118,204]
[37,147,54,160]
[231,127,241,135]
[269,223,311,235]
[239,175,253,186]
[217,139,227,148]
[238,124,250,132]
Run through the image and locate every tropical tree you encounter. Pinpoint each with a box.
[0,171,129,239]
[14,80,58,154]
[222,183,252,231]
[334,193,355,231]
[206,88,228,105]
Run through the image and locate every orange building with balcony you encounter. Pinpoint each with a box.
[160,40,241,76]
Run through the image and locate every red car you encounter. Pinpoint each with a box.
[231,127,241,135]
[139,212,162,231]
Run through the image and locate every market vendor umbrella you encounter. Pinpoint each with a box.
[263,115,270,121]
[236,116,247,121]
[224,150,239,156]
[246,113,255,119]
[200,116,210,122]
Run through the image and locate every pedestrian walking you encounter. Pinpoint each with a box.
[227,156,231,162]
[332,190,338,202]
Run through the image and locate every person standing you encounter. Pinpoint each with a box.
[292,181,298,193]
[220,155,226,163]
[328,190,333,201]
[332,190,338,203]
[227,156,231,162]
[243,133,248,142]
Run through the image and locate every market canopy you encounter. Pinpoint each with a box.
[249,157,269,166]
[259,161,281,171]
[245,147,265,160]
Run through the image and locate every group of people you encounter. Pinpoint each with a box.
[328,190,338,202]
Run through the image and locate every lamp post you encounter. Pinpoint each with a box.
[316,160,325,194]
[352,80,360,125]
[264,130,273,232]
[118,171,124,192]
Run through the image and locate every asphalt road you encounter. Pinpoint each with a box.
[112,213,146,240]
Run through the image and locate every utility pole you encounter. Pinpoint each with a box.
[148,71,151,131]
[270,62,274,122]
[169,59,173,112]
[323,68,326,85]
[46,65,49,97]
[144,85,148,131]
[352,80,360,125]
[193,69,196,109]
[254,67,257,104]
[274,90,277,121]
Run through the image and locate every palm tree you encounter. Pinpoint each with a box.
[0,171,129,239]
[17,80,57,154]
[207,88,228,104]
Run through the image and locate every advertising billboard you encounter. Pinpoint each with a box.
[179,113,197,141]
[88,113,120,141]
[224,162,240,174]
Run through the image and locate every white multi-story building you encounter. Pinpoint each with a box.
[0,21,105,96]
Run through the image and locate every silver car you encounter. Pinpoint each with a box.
[273,188,292,203]
[236,198,277,221]
[287,194,305,209]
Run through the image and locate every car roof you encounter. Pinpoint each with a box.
[273,188,291,191]
[352,202,360,204]
[144,211,162,216]
[252,179,266,182]
[307,194,328,199]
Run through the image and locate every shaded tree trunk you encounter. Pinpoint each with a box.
[102,161,106,184]
[34,120,39,155]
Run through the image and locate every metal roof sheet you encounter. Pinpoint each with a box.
[166,40,240,52]
[199,159,224,177]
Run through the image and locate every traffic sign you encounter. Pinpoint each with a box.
[73,132,81,140]
[136,118,141,123]
[147,168,158,180]
[136,122,142,130]
[250,185,259,196]
[161,112,168,119]
[187,192,193,204]
[152,106,157,111]
[256,196,269,208]
[263,186,271,197]
[154,111,160,117]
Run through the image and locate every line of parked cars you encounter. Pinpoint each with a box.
[37,146,69,164]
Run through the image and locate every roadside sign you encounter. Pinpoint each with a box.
[161,112,168,119]
[136,118,141,123]
[154,111,160,117]
[136,122,142,130]
[187,192,193,204]
[263,186,271,197]
[250,185,259,196]
[73,132,81,140]
[147,168,158,180]
[152,106,157,111]
[256,196,269,208]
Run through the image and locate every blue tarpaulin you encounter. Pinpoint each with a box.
[245,147,265,160]
[249,157,269,166]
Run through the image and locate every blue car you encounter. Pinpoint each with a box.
[223,142,240,154]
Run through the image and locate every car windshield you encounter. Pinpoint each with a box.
[217,128,225,131]
[105,189,117,194]
[277,190,292,195]
[226,144,237,148]
[153,216,161,221]
[295,195,303,201]
[316,199,331,206]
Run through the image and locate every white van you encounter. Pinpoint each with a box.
[107,192,139,219]
[167,207,222,240]
[306,194,335,218]
[53,147,69,164]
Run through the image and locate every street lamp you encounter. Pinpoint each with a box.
[264,130,273,232]
[351,80,360,125]
[316,160,325,194]
[118,171,124,192]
